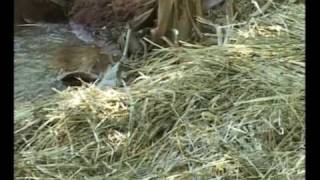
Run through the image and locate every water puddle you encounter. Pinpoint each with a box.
[14,24,89,110]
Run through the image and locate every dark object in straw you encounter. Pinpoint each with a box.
[59,71,98,86]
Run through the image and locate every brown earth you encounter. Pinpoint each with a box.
[14,0,68,24]
[69,0,152,28]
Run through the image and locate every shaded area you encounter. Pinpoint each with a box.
[14,0,68,24]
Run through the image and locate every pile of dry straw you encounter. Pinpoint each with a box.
[15,1,305,179]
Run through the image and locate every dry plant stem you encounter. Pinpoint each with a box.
[251,0,274,17]
[142,37,165,49]
[16,24,44,27]
[97,27,132,88]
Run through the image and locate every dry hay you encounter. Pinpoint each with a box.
[204,0,303,24]
[14,2,305,179]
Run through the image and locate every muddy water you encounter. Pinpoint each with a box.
[14,24,88,110]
